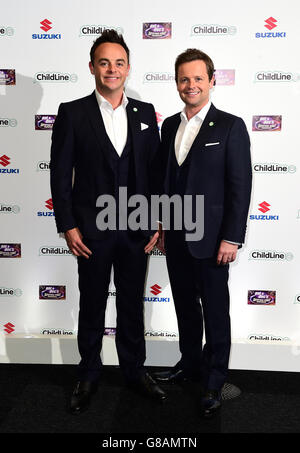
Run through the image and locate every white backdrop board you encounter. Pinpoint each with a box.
[1,0,300,371]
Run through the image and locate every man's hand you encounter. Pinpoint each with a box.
[144,232,159,254]
[217,240,238,265]
[64,227,92,259]
[144,223,166,255]
[155,229,165,255]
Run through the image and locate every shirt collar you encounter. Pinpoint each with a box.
[180,100,212,123]
[94,89,129,110]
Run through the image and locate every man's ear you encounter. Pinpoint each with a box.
[89,61,94,75]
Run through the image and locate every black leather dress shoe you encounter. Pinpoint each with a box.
[69,381,97,415]
[130,372,167,402]
[152,368,187,384]
[200,389,221,419]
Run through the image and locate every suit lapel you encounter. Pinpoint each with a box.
[189,103,219,151]
[82,92,116,167]
[83,94,143,169]
[126,98,146,175]
[126,97,142,156]
[164,114,181,194]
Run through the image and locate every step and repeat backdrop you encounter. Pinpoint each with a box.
[1,0,300,370]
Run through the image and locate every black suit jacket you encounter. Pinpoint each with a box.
[161,103,252,259]
[50,92,160,238]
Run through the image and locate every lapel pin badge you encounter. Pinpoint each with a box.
[133,107,138,112]
[209,121,214,126]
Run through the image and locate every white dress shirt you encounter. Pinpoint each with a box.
[175,101,211,166]
[95,89,128,156]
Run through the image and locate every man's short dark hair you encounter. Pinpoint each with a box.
[175,48,215,83]
[90,29,130,65]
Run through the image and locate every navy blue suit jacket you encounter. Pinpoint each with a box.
[50,91,160,238]
[161,103,252,259]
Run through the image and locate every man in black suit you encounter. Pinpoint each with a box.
[50,30,166,414]
[153,48,252,418]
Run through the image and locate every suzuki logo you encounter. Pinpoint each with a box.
[258,201,271,213]
[150,284,162,295]
[156,112,163,123]
[264,17,277,30]
[0,155,10,167]
[40,19,52,32]
[4,322,15,334]
[45,198,53,210]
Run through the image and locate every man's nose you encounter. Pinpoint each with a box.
[107,63,117,72]
[187,79,196,89]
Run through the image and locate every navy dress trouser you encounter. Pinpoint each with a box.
[77,231,148,383]
[165,231,231,391]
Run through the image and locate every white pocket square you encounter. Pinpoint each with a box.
[141,122,149,131]
[205,142,220,146]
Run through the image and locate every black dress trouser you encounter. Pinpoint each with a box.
[77,231,148,383]
[165,231,231,391]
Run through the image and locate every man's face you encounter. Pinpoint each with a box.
[176,59,214,112]
[89,42,130,97]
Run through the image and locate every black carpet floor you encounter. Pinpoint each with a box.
[0,363,299,440]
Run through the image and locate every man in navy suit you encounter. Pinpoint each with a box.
[153,48,252,418]
[50,29,166,414]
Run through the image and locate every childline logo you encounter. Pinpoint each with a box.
[294,294,300,304]
[253,162,296,174]
[37,161,50,171]
[0,26,14,37]
[249,250,293,261]
[143,72,175,83]
[39,246,72,256]
[0,203,20,214]
[0,287,22,297]
[34,72,78,83]
[145,330,178,338]
[248,334,290,341]
[79,25,123,37]
[191,24,237,36]
[41,328,74,335]
[254,71,299,83]
[0,118,17,127]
